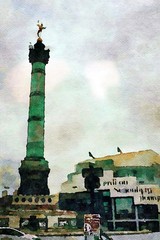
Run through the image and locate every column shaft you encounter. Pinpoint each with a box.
[26,62,45,159]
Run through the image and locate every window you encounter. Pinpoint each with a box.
[35,197,39,203]
[103,191,110,197]
[139,221,159,232]
[0,218,9,227]
[22,197,26,202]
[14,197,19,202]
[28,197,32,202]
[115,197,135,219]
[138,205,158,219]
[115,222,136,231]
[41,198,45,203]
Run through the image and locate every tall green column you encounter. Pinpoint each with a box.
[18,39,50,195]
[26,61,45,159]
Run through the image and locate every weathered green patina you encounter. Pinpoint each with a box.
[26,62,45,159]
[18,39,50,195]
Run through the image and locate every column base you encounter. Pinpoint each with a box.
[17,159,50,195]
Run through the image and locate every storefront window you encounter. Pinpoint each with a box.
[115,197,135,219]
[138,204,158,219]
[139,221,159,232]
[115,221,136,231]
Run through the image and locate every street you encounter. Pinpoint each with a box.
[39,232,160,240]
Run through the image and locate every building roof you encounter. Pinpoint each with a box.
[82,149,160,167]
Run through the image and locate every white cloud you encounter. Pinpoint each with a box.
[85,60,120,99]
[1,0,14,27]
[132,0,155,7]
[5,59,70,103]
[46,59,71,92]
[5,61,30,103]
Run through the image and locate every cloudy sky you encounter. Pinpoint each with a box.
[0,0,160,194]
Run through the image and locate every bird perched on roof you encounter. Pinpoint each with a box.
[117,147,123,154]
[89,152,95,159]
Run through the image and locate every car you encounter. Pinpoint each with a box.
[0,227,41,240]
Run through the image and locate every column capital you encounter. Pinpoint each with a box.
[29,40,50,64]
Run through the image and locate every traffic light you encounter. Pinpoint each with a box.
[84,173,100,190]
[82,163,103,191]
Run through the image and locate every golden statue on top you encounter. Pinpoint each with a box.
[37,20,46,41]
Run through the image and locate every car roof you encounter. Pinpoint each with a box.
[0,227,38,238]
[0,227,24,233]
[0,227,18,229]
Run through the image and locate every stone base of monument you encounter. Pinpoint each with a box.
[17,159,50,196]
[1,193,76,231]
[12,194,55,206]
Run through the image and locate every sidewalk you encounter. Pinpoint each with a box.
[26,228,151,237]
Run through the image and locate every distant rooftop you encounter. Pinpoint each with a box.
[82,149,159,167]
